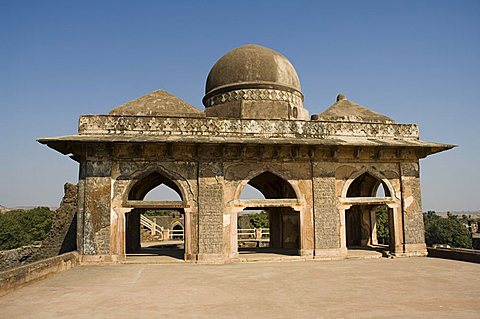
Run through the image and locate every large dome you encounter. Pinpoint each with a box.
[204,44,302,98]
[202,45,307,120]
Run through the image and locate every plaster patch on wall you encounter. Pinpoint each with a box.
[404,196,414,209]
[223,214,231,226]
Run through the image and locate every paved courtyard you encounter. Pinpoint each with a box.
[1,257,478,318]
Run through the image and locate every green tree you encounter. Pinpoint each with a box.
[423,211,472,248]
[249,211,269,229]
[0,207,53,250]
[375,206,390,245]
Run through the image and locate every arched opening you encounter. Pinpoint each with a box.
[144,184,182,201]
[125,171,186,261]
[128,171,183,201]
[346,172,391,198]
[237,172,300,259]
[172,223,184,239]
[344,172,396,256]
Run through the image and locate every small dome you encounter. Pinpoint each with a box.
[203,45,303,106]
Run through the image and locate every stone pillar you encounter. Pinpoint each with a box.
[281,209,299,249]
[269,208,282,249]
[77,161,86,255]
[197,161,225,262]
[125,210,140,252]
[388,205,404,254]
[79,158,112,256]
[370,208,378,245]
[183,207,198,261]
[228,207,242,259]
[360,206,371,246]
[400,162,427,256]
[312,162,346,258]
[338,205,350,252]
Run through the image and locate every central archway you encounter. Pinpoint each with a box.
[235,171,301,259]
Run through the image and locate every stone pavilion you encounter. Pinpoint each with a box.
[39,44,453,263]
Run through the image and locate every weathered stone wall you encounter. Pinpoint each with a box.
[400,162,426,252]
[78,149,113,255]
[0,245,41,271]
[68,140,431,261]
[33,183,78,260]
[197,161,225,260]
[313,162,340,251]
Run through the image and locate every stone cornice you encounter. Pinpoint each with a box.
[78,115,419,140]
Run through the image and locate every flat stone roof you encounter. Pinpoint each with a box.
[1,257,478,318]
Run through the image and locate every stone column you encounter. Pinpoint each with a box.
[79,158,112,257]
[312,162,346,258]
[125,210,140,252]
[197,161,225,262]
[400,162,427,256]
[360,206,371,246]
[269,208,282,249]
[370,208,378,245]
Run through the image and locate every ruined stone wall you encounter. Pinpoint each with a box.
[0,183,78,270]
[34,183,78,260]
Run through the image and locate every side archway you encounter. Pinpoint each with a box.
[112,165,195,261]
[339,168,403,255]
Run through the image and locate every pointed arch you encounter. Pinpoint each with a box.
[235,169,300,201]
[128,171,183,201]
[341,168,395,199]
[122,165,190,203]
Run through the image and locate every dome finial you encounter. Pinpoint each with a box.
[337,94,346,102]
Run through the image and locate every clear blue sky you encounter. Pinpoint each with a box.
[1,0,479,211]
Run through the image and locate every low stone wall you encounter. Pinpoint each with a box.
[0,251,78,296]
[427,247,480,264]
[0,245,42,271]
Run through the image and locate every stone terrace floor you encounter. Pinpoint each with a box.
[1,257,478,319]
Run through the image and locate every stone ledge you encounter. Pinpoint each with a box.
[0,251,79,297]
[0,245,42,271]
[77,115,420,139]
[427,247,480,264]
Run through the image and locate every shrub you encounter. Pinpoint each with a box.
[0,207,54,250]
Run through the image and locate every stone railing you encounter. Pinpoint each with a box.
[78,115,419,140]
[237,228,270,240]
[427,247,480,264]
[0,252,78,296]
[0,245,41,271]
